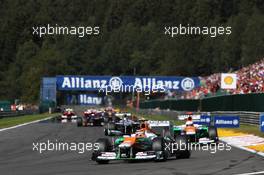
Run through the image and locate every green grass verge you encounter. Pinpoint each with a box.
[0,113,59,129]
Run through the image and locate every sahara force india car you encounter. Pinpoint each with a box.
[77,109,105,127]
[92,121,191,164]
[173,118,218,144]
[60,108,78,120]
[104,113,140,136]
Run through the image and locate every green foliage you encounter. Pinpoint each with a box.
[0,113,59,129]
[0,0,263,103]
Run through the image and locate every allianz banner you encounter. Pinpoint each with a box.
[193,115,211,126]
[67,94,102,105]
[56,76,200,92]
[214,116,240,128]
[79,94,102,105]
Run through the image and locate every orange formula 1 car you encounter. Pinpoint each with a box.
[92,121,191,164]
[174,117,218,144]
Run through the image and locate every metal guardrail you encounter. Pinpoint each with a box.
[0,110,37,119]
[136,109,260,125]
[210,111,260,125]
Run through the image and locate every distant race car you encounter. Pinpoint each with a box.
[103,107,118,123]
[92,120,191,164]
[61,108,78,120]
[104,113,140,136]
[77,109,105,127]
[174,117,218,144]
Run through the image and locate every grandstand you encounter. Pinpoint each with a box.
[180,58,264,99]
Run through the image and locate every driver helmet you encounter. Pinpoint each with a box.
[186,120,194,126]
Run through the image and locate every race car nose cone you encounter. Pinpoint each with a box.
[119,142,132,148]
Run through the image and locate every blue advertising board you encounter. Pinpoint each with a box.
[79,94,102,105]
[214,116,240,128]
[66,94,102,105]
[260,114,264,132]
[56,76,200,92]
[41,77,57,102]
[193,115,211,125]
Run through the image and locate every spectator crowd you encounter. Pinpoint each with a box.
[179,58,264,99]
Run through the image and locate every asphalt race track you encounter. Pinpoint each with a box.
[0,119,264,175]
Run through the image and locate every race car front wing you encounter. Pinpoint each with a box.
[94,151,158,160]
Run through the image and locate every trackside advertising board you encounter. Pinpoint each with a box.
[66,94,102,105]
[214,116,240,128]
[260,114,264,132]
[180,115,240,128]
[79,94,102,105]
[193,115,211,125]
[56,76,200,92]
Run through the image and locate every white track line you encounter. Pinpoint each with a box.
[234,171,264,175]
[219,138,264,157]
[0,116,53,132]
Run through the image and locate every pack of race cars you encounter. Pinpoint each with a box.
[59,107,218,164]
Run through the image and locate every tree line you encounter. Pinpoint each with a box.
[0,0,263,102]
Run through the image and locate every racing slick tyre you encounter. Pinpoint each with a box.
[162,129,171,138]
[152,137,168,162]
[104,117,109,123]
[104,123,115,136]
[208,126,218,142]
[82,117,88,127]
[77,117,83,127]
[107,122,116,130]
[175,135,191,159]
[93,138,111,164]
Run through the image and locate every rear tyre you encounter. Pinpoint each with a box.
[107,122,116,130]
[77,117,83,127]
[208,126,218,142]
[175,135,191,159]
[104,123,115,136]
[163,129,171,138]
[83,118,88,127]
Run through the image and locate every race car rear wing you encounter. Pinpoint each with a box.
[147,120,171,127]
[115,113,132,117]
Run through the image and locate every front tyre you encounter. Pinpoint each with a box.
[174,135,191,159]
[93,138,111,164]
[152,137,168,162]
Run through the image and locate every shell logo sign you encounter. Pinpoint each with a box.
[221,73,237,89]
